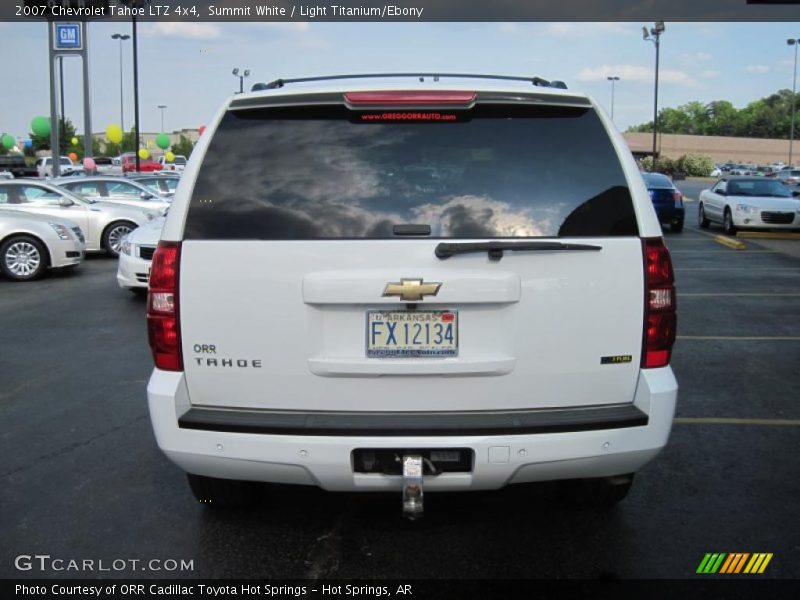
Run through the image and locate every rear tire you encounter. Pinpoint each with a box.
[557,474,634,507]
[670,220,684,233]
[698,203,710,228]
[1,235,48,281]
[723,208,737,236]
[103,221,136,258]
[187,473,261,507]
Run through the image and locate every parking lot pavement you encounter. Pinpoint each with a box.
[1,221,799,580]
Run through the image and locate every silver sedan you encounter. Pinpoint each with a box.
[52,176,171,213]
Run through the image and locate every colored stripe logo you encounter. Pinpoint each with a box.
[697,553,773,574]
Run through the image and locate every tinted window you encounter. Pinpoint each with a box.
[186,104,637,240]
[642,173,673,189]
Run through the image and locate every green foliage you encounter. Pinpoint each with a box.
[627,90,798,139]
[676,154,715,177]
[29,118,76,155]
[171,134,194,158]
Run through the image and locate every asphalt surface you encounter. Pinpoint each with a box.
[2,182,799,580]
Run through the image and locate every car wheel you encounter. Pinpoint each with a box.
[128,287,147,297]
[557,474,634,507]
[1,236,48,281]
[186,473,261,507]
[671,219,684,233]
[698,203,710,228]
[723,208,737,236]
[103,221,136,257]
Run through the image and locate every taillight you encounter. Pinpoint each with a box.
[344,91,476,105]
[673,191,683,207]
[147,241,183,371]
[642,238,676,369]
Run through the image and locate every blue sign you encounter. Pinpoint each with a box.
[54,23,81,50]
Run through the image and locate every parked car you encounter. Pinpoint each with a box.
[118,214,164,292]
[145,74,678,512]
[698,176,800,234]
[0,208,84,281]
[776,169,800,186]
[158,154,187,173]
[0,154,38,178]
[709,167,722,177]
[52,176,171,212]
[121,153,162,173]
[125,172,180,197]
[642,172,684,233]
[36,156,84,178]
[0,180,157,256]
[91,156,121,176]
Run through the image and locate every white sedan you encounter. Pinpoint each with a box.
[0,180,157,257]
[52,176,171,213]
[0,208,85,281]
[117,215,164,293]
[698,177,800,234]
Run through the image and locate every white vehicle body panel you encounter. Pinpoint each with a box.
[0,208,85,269]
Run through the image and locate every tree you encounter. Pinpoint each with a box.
[29,118,76,155]
[171,134,194,158]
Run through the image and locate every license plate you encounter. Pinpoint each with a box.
[366,310,458,358]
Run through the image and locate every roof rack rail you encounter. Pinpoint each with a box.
[251,73,568,92]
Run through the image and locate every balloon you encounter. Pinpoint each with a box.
[24,139,32,149]
[71,137,79,145]
[31,116,50,137]
[106,124,123,144]
[155,133,170,150]
[165,151,175,162]
[138,148,149,160]
[2,134,14,150]
[198,125,206,136]
[83,157,96,171]
[68,152,78,162]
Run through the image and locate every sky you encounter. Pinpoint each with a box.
[0,21,798,140]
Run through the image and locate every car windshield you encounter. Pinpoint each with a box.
[728,180,792,198]
[642,173,673,189]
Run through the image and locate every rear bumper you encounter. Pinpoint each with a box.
[147,368,677,492]
[655,206,684,225]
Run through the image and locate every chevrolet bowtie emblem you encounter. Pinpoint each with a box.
[382,278,442,302]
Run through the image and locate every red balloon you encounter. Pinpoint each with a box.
[198,125,206,136]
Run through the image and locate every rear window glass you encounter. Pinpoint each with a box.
[186,103,637,240]
[642,173,673,188]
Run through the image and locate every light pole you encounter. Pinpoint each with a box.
[111,33,130,135]
[788,38,799,167]
[643,21,665,171]
[607,76,620,122]
[232,68,250,94]
[158,104,167,132]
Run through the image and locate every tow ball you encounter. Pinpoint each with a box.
[401,454,424,520]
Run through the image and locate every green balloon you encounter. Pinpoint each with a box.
[1,134,14,150]
[31,116,51,137]
[155,133,170,150]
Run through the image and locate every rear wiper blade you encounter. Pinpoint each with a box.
[435,240,602,261]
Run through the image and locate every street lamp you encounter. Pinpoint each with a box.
[787,38,799,167]
[158,104,167,132]
[643,21,665,171]
[607,76,620,122]
[232,68,250,94]
[111,33,130,135]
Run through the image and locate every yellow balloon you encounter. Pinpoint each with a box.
[165,151,175,162]
[138,148,149,160]
[71,137,78,145]
[106,124,123,144]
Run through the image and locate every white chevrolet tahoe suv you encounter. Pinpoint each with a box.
[146,74,678,514]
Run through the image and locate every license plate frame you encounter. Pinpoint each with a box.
[366,309,459,358]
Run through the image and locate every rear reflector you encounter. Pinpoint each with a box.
[642,238,676,369]
[147,241,183,371]
[344,91,476,105]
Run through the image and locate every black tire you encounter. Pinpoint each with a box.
[102,221,136,258]
[557,474,634,507]
[1,235,48,281]
[698,203,710,229]
[187,473,261,507]
[671,220,684,233]
[723,208,737,236]
[128,287,147,297]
